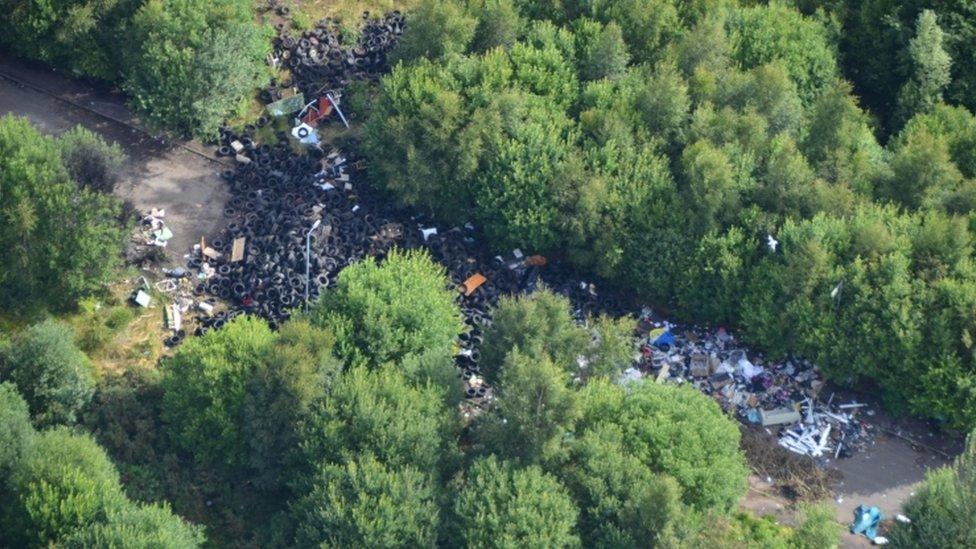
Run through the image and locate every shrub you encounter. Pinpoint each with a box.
[124,0,269,138]
[450,456,580,548]
[309,249,462,367]
[2,319,95,427]
[57,126,125,194]
[292,455,439,547]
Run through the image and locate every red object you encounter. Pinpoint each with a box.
[301,97,335,127]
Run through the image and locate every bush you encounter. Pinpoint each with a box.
[450,456,580,548]
[0,382,34,478]
[162,315,339,478]
[64,502,204,549]
[2,320,95,427]
[124,0,269,138]
[298,365,459,480]
[58,126,125,194]
[578,380,748,511]
[889,431,976,548]
[0,116,125,310]
[0,428,128,547]
[292,455,439,548]
[309,249,462,367]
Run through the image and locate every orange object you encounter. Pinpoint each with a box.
[459,273,487,296]
[525,255,548,266]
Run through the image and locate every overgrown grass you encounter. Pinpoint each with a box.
[63,277,167,376]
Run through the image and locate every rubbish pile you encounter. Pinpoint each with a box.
[140,208,173,248]
[265,11,403,105]
[634,313,875,459]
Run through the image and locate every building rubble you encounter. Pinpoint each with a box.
[632,310,875,460]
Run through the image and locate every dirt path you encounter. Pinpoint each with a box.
[0,55,229,264]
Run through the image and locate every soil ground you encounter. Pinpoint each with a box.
[0,55,229,265]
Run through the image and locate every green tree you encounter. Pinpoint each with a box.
[574,19,630,81]
[0,428,127,547]
[578,380,748,511]
[470,0,522,52]
[242,319,342,490]
[309,249,462,366]
[883,126,963,209]
[64,503,204,549]
[393,0,476,63]
[0,382,34,478]
[560,424,687,547]
[161,315,276,469]
[480,288,590,382]
[292,454,439,548]
[298,365,459,481]
[474,349,579,464]
[889,431,976,548]
[163,316,340,480]
[0,0,136,80]
[292,455,439,548]
[57,126,125,194]
[728,4,838,103]
[2,320,94,427]
[124,0,268,138]
[0,116,125,310]
[451,456,580,548]
[896,10,952,127]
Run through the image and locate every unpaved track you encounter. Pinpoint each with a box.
[0,55,229,263]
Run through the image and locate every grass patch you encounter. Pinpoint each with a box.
[63,277,168,376]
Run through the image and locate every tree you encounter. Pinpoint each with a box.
[560,424,687,547]
[578,380,748,511]
[310,249,461,367]
[470,0,522,52]
[124,0,268,138]
[392,0,476,63]
[574,19,630,81]
[161,315,276,469]
[883,126,963,209]
[728,4,838,103]
[0,382,34,478]
[292,455,439,548]
[57,126,125,194]
[0,116,125,310]
[0,0,136,81]
[889,431,976,548]
[64,503,203,548]
[2,320,95,427]
[163,315,341,482]
[480,288,590,382]
[0,428,128,547]
[298,365,459,481]
[896,10,952,127]
[242,319,342,490]
[474,349,579,464]
[450,456,580,548]
[791,502,841,549]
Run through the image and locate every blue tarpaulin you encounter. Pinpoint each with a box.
[850,504,883,540]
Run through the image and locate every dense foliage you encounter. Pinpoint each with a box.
[364,0,976,429]
[890,431,976,548]
[1,0,268,138]
[125,0,269,138]
[1,320,95,427]
[0,116,126,311]
[309,248,463,366]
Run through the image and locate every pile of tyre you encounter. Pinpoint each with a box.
[194,119,625,394]
[262,11,404,104]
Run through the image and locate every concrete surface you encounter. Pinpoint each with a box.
[0,54,229,263]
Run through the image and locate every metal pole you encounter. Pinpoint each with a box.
[305,219,321,312]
